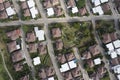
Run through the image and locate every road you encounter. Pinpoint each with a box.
[21,28,36,80]
[0,50,13,80]
[92,20,117,80]
[73,47,90,80]
[44,23,64,80]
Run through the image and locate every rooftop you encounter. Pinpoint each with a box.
[33,57,41,65]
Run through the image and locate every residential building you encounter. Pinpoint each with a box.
[28,43,38,53]
[11,50,24,63]
[26,31,36,43]
[38,43,47,55]
[55,39,63,50]
[52,27,62,38]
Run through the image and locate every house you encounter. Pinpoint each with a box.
[23,9,31,17]
[20,75,29,80]
[55,39,63,50]
[21,1,28,10]
[94,58,102,65]
[11,50,24,63]
[52,27,61,38]
[38,43,47,55]
[0,0,3,3]
[82,51,92,59]
[60,63,70,72]
[101,3,110,13]
[72,7,78,14]
[0,3,4,11]
[39,68,47,79]
[66,53,75,61]
[45,67,55,77]
[6,29,21,40]
[0,10,8,19]
[6,7,16,16]
[87,59,94,68]
[71,67,81,78]
[54,6,64,16]
[13,63,23,71]
[28,43,37,53]
[111,58,119,66]
[30,7,38,18]
[34,27,45,41]
[33,57,41,65]
[89,45,100,56]
[26,31,36,42]
[67,0,76,8]
[47,7,54,16]
[68,60,77,69]
[48,77,55,80]
[57,54,66,64]
[7,41,20,53]
[97,66,107,78]
[92,6,104,15]
[27,0,35,8]
[102,33,111,44]
[92,0,101,6]
[79,7,87,16]
[62,72,73,80]
[51,0,59,6]
[43,0,52,8]
[4,1,11,8]
[110,32,117,41]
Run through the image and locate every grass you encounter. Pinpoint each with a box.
[40,54,52,66]
[96,20,115,35]
[0,54,9,80]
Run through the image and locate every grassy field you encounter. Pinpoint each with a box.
[0,54,9,80]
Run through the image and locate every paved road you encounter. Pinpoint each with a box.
[21,28,36,80]
[0,15,120,27]
[92,20,116,80]
[73,47,90,80]
[11,0,21,20]
[0,50,13,80]
[59,0,69,18]
[44,23,64,80]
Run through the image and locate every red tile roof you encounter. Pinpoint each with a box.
[12,50,24,63]
[38,43,47,55]
[57,54,66,64]
[26,31,36,43]
[52,28,62,38]
[89,45,100,56]
[6,29,22,40]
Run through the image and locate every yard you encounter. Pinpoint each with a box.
[0,54,9,80]
[96,20,115,35]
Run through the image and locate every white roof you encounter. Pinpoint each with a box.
[116,48,120,55]
[60,63,70,72]
[33,57,41,65]
[34,27,45,41]
[47,8,54,16]
[27,0,35,8]
[68,60,77,69]
[106,43,114,51]
[16,45,20,49]
[94,0,101,6]
[92,6,104,15]
[113,40,120,48]
[94,58,101,65]
[110,51,117,59]
[6,7,16,16]
[100,0,108,3]
[112,65,120,74]
[48,77,54,80]
[30,7,38,18]
[117,74,120,80]
[19,0,26,1]
[72,7,78,14]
